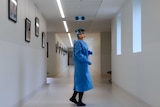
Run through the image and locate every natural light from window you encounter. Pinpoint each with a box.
[133,0,142,53]
[116,14,121,55]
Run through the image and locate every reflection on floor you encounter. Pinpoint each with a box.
[21,66,150,107]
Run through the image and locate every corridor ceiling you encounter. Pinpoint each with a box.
[32,0,126,47]
[33,0,125,33]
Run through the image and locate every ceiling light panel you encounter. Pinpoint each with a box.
[56,0,65,18]
[68,33,73,47]
[63,21,69,32]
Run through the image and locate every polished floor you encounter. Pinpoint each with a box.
[21,66,148,107]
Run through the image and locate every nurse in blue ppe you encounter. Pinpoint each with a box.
[69,28,93,106]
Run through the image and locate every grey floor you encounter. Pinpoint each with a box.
[21,66,147,107]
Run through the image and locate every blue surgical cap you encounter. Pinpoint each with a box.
[75,28,85,37]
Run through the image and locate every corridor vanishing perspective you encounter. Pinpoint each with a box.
[1,0,160,107]
[21,66,149,107]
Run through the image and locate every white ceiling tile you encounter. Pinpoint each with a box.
[32,0,126,48]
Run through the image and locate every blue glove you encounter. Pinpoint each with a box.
[88,50,93,55]
[87,61,92,65]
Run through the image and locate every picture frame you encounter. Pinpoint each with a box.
[8,0,18,23]
[47,42,49,58]
[42,32,45,48]
[59,44,61,54]
[25,18,31,42]
[35,17,39,37]
[62,47,65,56]
[56,42,59,53]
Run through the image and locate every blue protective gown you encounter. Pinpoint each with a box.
[73,40,93,92]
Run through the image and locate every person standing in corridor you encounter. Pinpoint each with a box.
[69,28,93,106]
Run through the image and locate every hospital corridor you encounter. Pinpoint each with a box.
[0,0,160,107]
[21,66,149,107]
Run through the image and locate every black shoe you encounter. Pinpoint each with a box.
[69,97,78,104]
[77,102,86,106]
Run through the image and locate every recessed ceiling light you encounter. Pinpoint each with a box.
[63,21,68,32]
[68,33,73,47]
[56,0,65,18]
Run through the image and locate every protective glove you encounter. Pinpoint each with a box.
[87,61,92,65]
[88,50,93,55]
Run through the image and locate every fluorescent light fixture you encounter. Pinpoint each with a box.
[56,0,65,18]
[63,21,69,32]
[68,33,73,47]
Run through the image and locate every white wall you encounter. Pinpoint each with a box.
[101,32,111,75]
[47,32,56,76]
[0,0,47,107]
[47,33,68,77]
[112,0,160,107]
[55,34,68,75]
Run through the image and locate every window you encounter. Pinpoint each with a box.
[133,0,141,53]
[117,14,121,55]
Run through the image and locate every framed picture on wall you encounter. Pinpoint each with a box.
[59,44,61,54]
[35,17,39,37]
[56,42,59,53]
[42,32,45,48]
[47,42,49,57]
[8,0,18,23]
[25,18,31,42]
